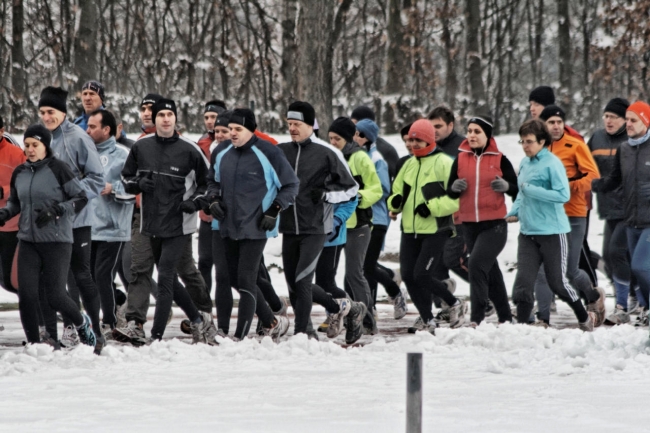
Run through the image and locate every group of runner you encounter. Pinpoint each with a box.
[0,81,648,354]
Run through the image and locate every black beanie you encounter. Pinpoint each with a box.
[287,101,316,126]
[604,97,630,118]
[38,86,68,114]
[205,100,226,115]
[0,115,3,129]
[539,105,566,121]
[141,93,163,107]
[230,108,257,132]
[529,86,555,106]
[82,80,105,102]
[24,124,53,151]
[351,106,376,122]
[328,117,356,143]
[400,122,413,137]
[468,116,494,139]
[215,110,232,128]
[151,98,177,121]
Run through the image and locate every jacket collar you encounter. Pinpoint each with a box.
[96,136,116,153]
[155,131,179,144]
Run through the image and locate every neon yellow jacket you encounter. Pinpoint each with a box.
[345,147,383,229]
[388,148,458,234]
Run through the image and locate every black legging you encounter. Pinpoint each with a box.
[315,244,347,298]
[91,241,124,328]
[0,231,18,293]
[363,225,401,307]
[18,241,83,343]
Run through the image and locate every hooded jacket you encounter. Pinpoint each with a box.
[506,147,571,235]
[208,135,299,240]
[4,156,87,243]
[365,142,391,227]
[588,126,627,221]
[388,147,458,235]
[340,142,382,229]
[278,135,358,235]
[0,136,27,232]
[121,132,209,237]
[91,137,134,242]
[50,118,105,229]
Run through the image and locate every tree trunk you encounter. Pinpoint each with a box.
[11,0,28,107]
[465,0,487,112]
[74,0,99,85]
[557,0,571,111]
[441,0,458,109]
[384,0,404,95]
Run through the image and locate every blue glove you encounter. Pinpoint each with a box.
[327,217,343,242]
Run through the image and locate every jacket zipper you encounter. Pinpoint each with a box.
[29,165,35,242]
[474,153,481,222]
[413,158,422,238]
[293,144,301,235]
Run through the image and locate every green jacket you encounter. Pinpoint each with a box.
[388,148,458,234]
[343,145,383,229]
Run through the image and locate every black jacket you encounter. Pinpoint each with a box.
[121,132,209,237]
[436,130,465,159]
[376,137,399,181]
[278,137,358,235]
[588,126,627,220]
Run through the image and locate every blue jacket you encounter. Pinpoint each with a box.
[209,136,299,239]
[324,196,358,247]
[506,147,570,235]
[91,137,135,242]
[51,119,105,229]
[366,143,390,227]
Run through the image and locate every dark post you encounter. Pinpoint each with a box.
[250,100,255,112]
[406,353,422,433]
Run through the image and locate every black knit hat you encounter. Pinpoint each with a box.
[400,122,413,137]
[229,108,256,132]
[215,110,232,128]
[468,116,494,139]
[205,100,226,115]
[328,117,356,143]
[151,98,177,121]
[529,86,555,106]
[287,101,316,126]
[539,105,566,121]
[351,106,376,122]
[141,93,163,107]
[82,80,105,102]
[38,86,68,114]
[24,124,53,152]
[604,98,630,118]
[0,115,3,129]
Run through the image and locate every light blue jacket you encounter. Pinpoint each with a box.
[324,196,358,247]
[91,137,134,241]
[50,119,105,228]
[506,147,570,235]
[366,143,390,227]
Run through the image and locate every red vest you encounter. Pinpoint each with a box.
[456,138,507,223]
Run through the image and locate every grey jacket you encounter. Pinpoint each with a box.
[50,119,104,228]
[91,137,135,242]
[4,157,87,243]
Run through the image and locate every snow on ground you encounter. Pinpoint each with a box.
[1,132,649,432]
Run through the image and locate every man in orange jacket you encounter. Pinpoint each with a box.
[531,105,606,327]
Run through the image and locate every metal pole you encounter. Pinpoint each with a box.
[406,353,422,433]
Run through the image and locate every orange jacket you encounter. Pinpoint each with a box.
[0,137,27,232]
[565,125,584,142]
[549,134,600,217]
[255,130,278,145]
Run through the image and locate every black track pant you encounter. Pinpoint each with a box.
[283,234,340,334]
[512,233,588,324]
[0,231,18,293]
[198,220,214,295]
[463,221,512,324]
[59,226,101,333]
[364,225,401,306]
[91,241,124,328]
[400,232,457,323]
[223,238,275,339]
[315,245,347,299]
[149,235,200,340]
[18,241,83,343]
[212,231,233,332]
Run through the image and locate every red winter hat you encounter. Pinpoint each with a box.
[408,119,436,146]
[627,101,650,127]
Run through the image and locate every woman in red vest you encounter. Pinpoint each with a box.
[447,116,518,326]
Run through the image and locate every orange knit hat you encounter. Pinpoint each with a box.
[627,101,650,127]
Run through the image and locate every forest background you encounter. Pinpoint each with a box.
[0,0,648,135]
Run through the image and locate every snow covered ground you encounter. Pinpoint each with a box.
[1,132,649,432]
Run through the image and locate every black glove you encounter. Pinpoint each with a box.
[179,199,198,214]
[138,172,155,194]
[260,201,281,231]
[327,216,343,242]
[209,200,226,220]
[310,188,325,204]
[35,203,63,228]
[450,178,468,193]
[490,176,510,193]
[390,194,403,209]
[415,203,431,218]
[0,209,10,227]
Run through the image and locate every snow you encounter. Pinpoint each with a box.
[1,132,649,432]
